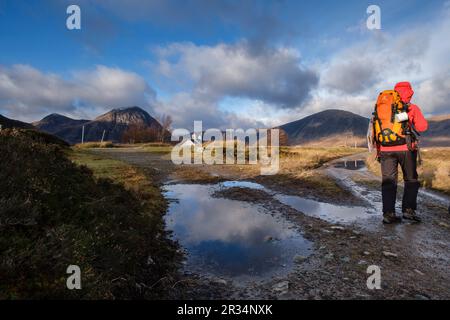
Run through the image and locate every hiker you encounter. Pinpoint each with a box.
[370,82,428,224]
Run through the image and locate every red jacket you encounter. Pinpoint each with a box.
[380,82,428,152]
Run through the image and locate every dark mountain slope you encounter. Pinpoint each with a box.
[33,107,162,144]
[278,109,370,146]
[421,115,450,147]
[32,113,89,134]
[0,114,34,129]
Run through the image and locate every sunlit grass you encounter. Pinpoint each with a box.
[69,149,163,197]
[366,147,450,195]
[73,141,115,148]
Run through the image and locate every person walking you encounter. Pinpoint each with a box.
[370,82,428,224]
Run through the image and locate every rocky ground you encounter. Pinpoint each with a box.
[91,148,450,300]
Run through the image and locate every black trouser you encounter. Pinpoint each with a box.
[380,151,420,213]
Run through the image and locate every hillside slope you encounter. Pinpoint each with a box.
[279,109,370,146]
[0,129,180,299]
[0,114,34,129]
[421,115,450,147]
[32,113,89,134]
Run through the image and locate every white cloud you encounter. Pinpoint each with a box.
[154,92,264,130]
[149,41,319,129]
[0,64,156,121]
[311,3,450,117]
[2,2,449,128]
[153,41,318,108]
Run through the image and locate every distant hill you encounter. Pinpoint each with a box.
[278,109,370,147]
[32,114,89,134]
[421,115,450,147]
[0,114,34,129]
[5,107,449,147]
[33,107,162,144]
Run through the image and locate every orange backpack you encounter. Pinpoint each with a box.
[372,90,410,146]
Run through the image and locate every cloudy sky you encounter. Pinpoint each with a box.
[0,0,449,129]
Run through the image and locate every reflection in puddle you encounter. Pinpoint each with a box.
[217,180,377,225]
[275,194,375,224]
[334,160,366,170]
[164,184,312,281]
[220,181,266,190]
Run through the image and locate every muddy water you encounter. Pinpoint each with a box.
[275,194,376,224]
[163,179,383,281]
[220,181,266,190]
[164,183,312,282]
[221,180,378,225]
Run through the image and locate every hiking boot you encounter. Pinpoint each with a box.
[403,208,421,222]
[383,212,401,224]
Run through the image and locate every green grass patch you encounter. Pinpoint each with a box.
[140,145,173,153]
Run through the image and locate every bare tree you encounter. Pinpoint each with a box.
[159,114,173,143]
[122,124,159,143]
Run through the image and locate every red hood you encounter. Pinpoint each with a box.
[395,82,414,103]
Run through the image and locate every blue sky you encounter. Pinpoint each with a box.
[0,0,449,128]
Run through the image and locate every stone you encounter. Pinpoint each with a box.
[324,253,334,260]
[438,222,449,228]
[414,269,425,276]
[272,281,289,293]
[294,255,307,263]
[383,251,398,258]
[147,256,155,265]
[212,278,228,285]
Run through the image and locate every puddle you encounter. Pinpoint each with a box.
[164,184,312,282]
[219,180,377,225]
[420,188,450,206]
[163,179,384,281]
[219,181,266,190]
[275,194,376,224]
[334,160,366,170]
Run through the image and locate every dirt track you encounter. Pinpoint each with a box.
[91,148,450,299]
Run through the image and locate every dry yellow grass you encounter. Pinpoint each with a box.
[73,141,115,148]
[366,148,450,195]
[177,146,364,178]
[168,146,365,200]
[280,146,366,175]
[420,148,450,195]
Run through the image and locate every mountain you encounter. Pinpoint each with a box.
[278,109,370,146]
[33,106,162,144]
[0,114,34,129]
[79,107,162,144]
[32,114,89,134]
[421,115,450,147]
